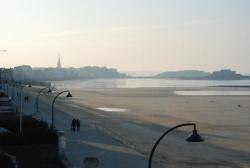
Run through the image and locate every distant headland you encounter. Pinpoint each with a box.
[155,69,250,80]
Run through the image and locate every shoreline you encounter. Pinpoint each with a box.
[214,85,250,88]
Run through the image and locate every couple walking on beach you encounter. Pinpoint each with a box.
[71,118,80,131]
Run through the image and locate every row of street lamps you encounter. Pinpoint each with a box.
[1,82,73,133]
[1,79,205,167]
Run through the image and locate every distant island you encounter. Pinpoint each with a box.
[155,69,250,80]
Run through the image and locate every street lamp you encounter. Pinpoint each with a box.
[0,50,7,91]
[36,87,52,114]
[16,84,26,134]
[11,82,21,104]
[11,81,15,101]
[148,123,204,168]
[0,69,2,91]
[6,81,9,97]
[51,90,72,130]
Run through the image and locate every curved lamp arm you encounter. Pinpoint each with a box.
[148,123,203,168]
[51,90,72,130]
[36,87,51,113]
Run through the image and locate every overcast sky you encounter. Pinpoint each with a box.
[0,0,250,73]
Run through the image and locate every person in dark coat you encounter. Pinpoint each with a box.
[76,119,80,132]
[71,119,76,131]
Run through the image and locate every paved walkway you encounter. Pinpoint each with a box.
[15,88,162,168]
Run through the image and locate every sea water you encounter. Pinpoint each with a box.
[52,78,250,90]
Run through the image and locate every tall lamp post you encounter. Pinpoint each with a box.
[11,81,14,101]
[51,90,72,130]
[36,87,52,114]
[16,84,26,134]
[0,69,2,91]
[0,50,7,91]
[6,83,8,97]
[148,123,204,168]
[12,82,20,104]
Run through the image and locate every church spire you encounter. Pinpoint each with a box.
[57,55,62,68]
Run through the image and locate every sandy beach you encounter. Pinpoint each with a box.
[23,85,250,168]
[62,86,250,168]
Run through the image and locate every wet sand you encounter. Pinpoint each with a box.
[66,86,250,168]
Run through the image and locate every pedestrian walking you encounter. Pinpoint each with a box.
[76,119,80,131]
[71,119,76,131]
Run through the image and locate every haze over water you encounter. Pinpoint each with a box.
[52,78,250,90]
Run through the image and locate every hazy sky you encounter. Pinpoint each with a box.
[0,0,250,73]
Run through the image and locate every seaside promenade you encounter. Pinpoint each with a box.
[10,87,161,168]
